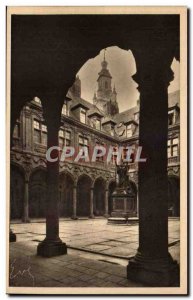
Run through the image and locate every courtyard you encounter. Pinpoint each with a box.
[9,218,180,288]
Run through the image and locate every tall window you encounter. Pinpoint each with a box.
[126,124,132,138]
[59,129,71,148]
[33,120,41,143]
[105,81,108,89]
[167,138,179,158]
[42,125,47,145]
[33,120,47,145]
[95,141,104,162]
[80,108,86,124]
[13,123,20,139]
[78,136,89,152]
[62,102,68,116]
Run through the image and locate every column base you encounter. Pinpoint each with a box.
[71,216,78,220]
[10,230,16,242]
[89,214,95,219]
[104,213,110,218]
[37,239,67,257]
[127,252,179,287]
[22,217,30,223]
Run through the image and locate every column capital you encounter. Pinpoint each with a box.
[131,44,176,92]
[132,67,174,92]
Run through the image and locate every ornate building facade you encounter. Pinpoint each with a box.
[10,56,180,221]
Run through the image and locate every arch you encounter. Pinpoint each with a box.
[93,177,106,216]
[59,170,75,183]
[29,168,47,218]
[59,172,74,217]
[77,174,92,217]
[168,175,180,217]
[10,164,25,219]
[108,180,116,215]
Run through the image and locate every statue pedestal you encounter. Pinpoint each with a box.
[108,187,138,225]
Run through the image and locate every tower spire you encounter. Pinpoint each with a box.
[104,48,106,61]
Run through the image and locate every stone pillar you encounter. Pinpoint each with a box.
[22,179,30,223]
[104,189,109,217]
[72,185,78,220]
[127,48,179,286]
[89,188,94,218]
[37,116,67,257]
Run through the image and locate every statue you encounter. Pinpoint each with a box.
[115,161,133,195]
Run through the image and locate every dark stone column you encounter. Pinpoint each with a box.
[104,189,109,217]
[89,188,94,218]
[37,117,67,257]
[127,50,179,286]
[22,179,30,223]
[72,185,78,220]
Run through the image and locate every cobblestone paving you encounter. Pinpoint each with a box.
[9,218,180,288]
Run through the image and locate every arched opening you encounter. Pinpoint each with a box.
[59,172,74,217]
[10,164,25,219]
[108,180,116,215]
[93,177,106,216]
[168,176,180,217]
[29,169,46,218]
[77,175,92,217]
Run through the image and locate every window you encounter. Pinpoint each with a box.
[79,136,89,150]
[13,123,20,138]
[33,120,41,143]
[168,110,175,126]
[95,142,104,162]
[126,124,132,138]
[33,120,40,130]
[78,136,89,160]
[62,102,68,116]
[95,119,101,130]
[59,129,71,148]
[167,138,179,158]
[134,112,139,122]
[33,120,47,145]
[92,117,101,130]
[80,108,86,124]
[42,132,47,145]
[42,124,47,132]
[105,81,108,89]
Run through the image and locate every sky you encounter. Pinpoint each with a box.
[77,46,180,113]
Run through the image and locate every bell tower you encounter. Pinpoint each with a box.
[93,50,119,116]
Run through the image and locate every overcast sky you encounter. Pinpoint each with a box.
[77,46,180,112]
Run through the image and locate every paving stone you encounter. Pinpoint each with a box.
[9,219,180,288]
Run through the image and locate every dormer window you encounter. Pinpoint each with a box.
[126,124,132,138]
[95,119,101,130]
[168,110,175,125]
[80,108,86,124]
[134,112,139,122]
[62,102,68,116]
